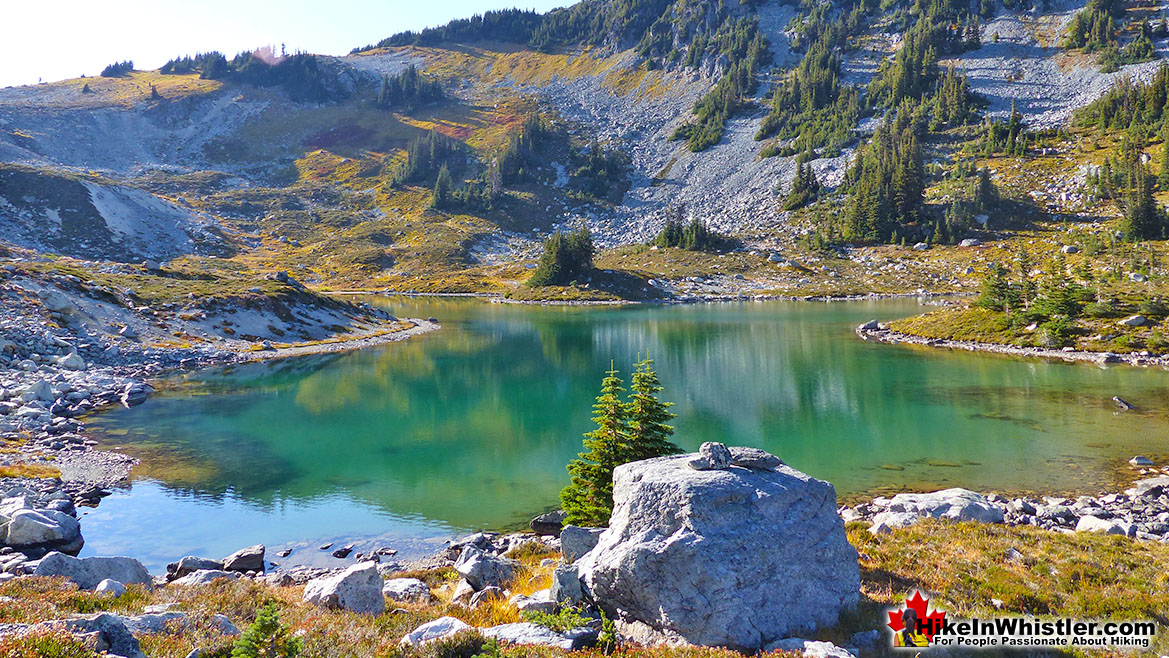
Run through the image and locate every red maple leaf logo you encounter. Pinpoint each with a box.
[887,591,947,640]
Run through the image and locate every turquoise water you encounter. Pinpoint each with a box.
[79,297,1169,570]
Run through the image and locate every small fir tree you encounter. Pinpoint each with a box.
[625,357,682,462]
[231,602,301,658]
[560,365,631,526]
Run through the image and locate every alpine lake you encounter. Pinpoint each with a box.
[79,296,1169,570]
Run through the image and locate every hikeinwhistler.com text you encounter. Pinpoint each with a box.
[918,617,1157,650]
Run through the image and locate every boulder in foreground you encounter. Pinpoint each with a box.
[303,562,385,614]
[575,443,859,649]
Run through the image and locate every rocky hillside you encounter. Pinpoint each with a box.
[1,0,1167,300]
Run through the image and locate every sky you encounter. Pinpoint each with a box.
[0,0,572,88]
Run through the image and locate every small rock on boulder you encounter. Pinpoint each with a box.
[303,562,385,615]
[687,441,732,470]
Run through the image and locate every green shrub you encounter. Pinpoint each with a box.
[521,606,592,632]
[231,601,301,658]
[1084,299,1123,318]
[1036,316,1075,348]
[1139,296,1169,317]
[420,630,486,658]
[0,631,98,658]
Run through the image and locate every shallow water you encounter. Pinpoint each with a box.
[80,297,1169,570]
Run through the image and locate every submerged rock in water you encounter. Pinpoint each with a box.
[576,444,858,649]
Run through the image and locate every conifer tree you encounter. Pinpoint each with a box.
[1158,138,1169,191]
[625,357,682,462]
[561,366,631,526]
[431,165,452,209]
[231,602,301,658]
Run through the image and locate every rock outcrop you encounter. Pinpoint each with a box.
[575,443,859,649]
[382,577,431,603]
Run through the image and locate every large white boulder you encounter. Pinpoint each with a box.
[33,552,151,590]
[878,488,1004,524]
[575,444,859,649]
[4,508,82,552]
[303,562,385,615]
[169,569,240,587]
[1075,515,1133,536]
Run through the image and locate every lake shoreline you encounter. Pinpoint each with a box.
[856,324,1169,370]
[331,288,973,306]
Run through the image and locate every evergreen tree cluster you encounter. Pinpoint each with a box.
[571,140,632,202]
[841,116,925,242]
[430,164,494,211]
[100,61,134,77]
[1063,0,1120,52]
[159,48,350,101]
[376,65,443,111]
[756,24,861,156]
[528,227,595,286]
[867,3,979,113]
[1075,63,1169,132]
[498,114,556,185]
[782,158,822,211]
[394,130,466,186]
[981,100,1029,156]
[561,358,683,526]
[652,211,723,250]
[976,252,1089,347]
[366,9,545,49]
[671,18,770,152]
[160,52,228,78]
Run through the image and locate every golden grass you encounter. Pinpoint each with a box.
[0,463,61,479]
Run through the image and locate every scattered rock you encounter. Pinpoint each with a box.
[1119,315,1148,327]
[33,552,151,590]
[1075,515,1133,536]
[481,622,588,650]
[221,544,264,573]
[549,564,584,605]
[169,569,240,587]
[729,446,784,470]
[94,579,126,598]
[530,510,568,536]
[382,578,431,604]
[764,638,856,658]
[560,525,605,563]
[453,546,519,590]
[470,586,505,608]
[399,616,472,646]
[167,556,223,579]
[1129,455,1153,466]
[510,590,556,615]
[303,562,385,614]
